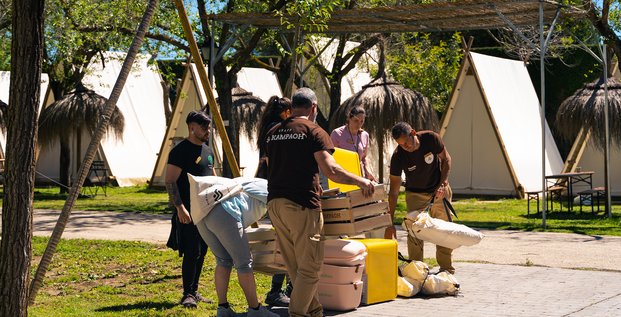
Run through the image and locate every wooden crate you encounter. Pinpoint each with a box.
[323,201,388,223]
[323,213,392,236]
[246,227,276,241]
[321,184,387,210]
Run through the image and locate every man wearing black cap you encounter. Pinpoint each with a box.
[266,88,376,317]
[165,110,216,308]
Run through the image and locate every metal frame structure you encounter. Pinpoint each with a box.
[182,1,600,226]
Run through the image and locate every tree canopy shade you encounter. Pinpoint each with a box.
[556,76,621,150]
[209,0,586,34]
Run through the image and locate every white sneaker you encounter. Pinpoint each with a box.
[247,305,279,317]
[216,306,240,317]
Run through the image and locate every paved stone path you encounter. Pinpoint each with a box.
[27,209,621,316]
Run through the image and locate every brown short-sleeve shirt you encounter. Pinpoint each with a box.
[389,131,444,193]
[266,117,334,209]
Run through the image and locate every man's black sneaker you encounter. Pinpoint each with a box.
[265,291,290,307]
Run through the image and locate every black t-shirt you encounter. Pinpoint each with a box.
[389,131,444,193]
[167,139,214,209]
[266,117,334,209]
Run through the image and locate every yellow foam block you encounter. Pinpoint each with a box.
[346,238,398,304]
[328,147,362,193]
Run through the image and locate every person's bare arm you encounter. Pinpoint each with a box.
[165,164,192,224]
[385,174,402,239]
[435,147,452,199]
[314,150,375,197]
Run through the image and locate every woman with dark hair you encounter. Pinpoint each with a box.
[255,95,293,307]
[256,96,292,179]
[330,106,376,182]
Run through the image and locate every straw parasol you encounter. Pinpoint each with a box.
[556,76,621,149]
[0,99,7,133]
[332,75,439,182]
[231,86,266,141]
[38,88,124,190]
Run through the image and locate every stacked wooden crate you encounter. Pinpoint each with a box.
[321,184,391,236]
[246,227,287,274]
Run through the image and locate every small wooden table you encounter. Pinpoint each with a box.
[545,171,594,212]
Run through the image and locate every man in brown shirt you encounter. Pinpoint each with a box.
[267,87,375,317]
[385,122,455,274]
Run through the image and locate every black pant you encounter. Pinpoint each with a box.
[179,223,208,296]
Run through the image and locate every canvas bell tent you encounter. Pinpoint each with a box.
[439,52,564,198]
[0,72,55,158]
[35,52,167,187]
[149,64,282,187]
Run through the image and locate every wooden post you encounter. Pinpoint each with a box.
[173,0,240,177]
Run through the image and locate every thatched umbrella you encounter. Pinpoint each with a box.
[38,88,124,191]
[332,76,439,182]
[211,86,266,171]
[231,86,266,141]
[0,99,7,133]
[556,76,621,149]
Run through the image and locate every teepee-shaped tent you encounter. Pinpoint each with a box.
[0,71,55,159]
[35,52,167,187]
[149,64,282,187]
[440,52,564,198]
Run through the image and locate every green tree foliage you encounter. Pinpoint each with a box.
[43,0,183,96]
[386,32,462,112]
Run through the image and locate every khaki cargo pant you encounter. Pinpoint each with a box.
[268,198,324,317]
[405,185,455,274]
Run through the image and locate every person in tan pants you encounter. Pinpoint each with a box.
[266,88,375,317]
[385,122,455,274]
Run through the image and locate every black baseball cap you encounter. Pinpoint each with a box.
[186,110,211,127]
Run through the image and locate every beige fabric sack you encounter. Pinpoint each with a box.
[402,210,484,249]
[397,276,417,297]
[421,271,460,296]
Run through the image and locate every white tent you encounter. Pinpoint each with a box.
[149,64,282,187]
[439,52,564,197]
[563,128,621,196]
[36,52,167,187]
[0,71,55,158]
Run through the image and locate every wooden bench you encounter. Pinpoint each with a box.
[547,185,567,212]
[525,191,541,216]
[577,187,606,214]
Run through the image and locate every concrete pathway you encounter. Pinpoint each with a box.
[28,209,621,317]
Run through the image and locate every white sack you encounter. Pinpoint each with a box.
[397,276,417,297]
[188,175,242,224]
[399,260,428,296]
[402,210,484,249]
[421,271,460,296]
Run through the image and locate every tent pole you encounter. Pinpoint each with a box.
[540,2,547,228]
[603,44,612,217]
[173,0,240,177]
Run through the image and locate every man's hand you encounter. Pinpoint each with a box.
[359,179,376,197]
[384,225,396,239]
[435,183,447,199]
[177,205,192,224]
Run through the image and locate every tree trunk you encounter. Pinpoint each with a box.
[28,0,159,303]
[59,138,71,193]
[0,0,45,316]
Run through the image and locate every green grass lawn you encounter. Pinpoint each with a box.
[29,237,265,317]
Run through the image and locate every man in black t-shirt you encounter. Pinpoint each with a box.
[386,122,455,274]
[165,110,216,308]
[266,88,375,317]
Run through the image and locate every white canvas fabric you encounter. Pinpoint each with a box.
[421,271,460,296]
[402,210,484,249]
